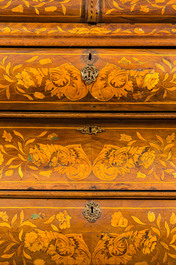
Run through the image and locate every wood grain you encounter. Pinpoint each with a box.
[0,23,176,47]
[0,116,175,191]
[102,0,176,22]
[0,0,84,22]
[0,198,174,264]
[0,48,176,111]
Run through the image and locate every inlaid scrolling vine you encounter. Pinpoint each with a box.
[0,209,176,264]
[0,209,91,265]
[0,0,72,15]
[0,129,176,182]
[94,210,176,265]
[1,56,176,102]
[104,0,176,15]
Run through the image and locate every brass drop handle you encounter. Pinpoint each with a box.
[77,126,105,135]
[83,201,101,223]
[81,64,99,84]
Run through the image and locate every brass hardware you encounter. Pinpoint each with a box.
[81,64,98,84]
[77,126,105,135]
[83,201,101,223]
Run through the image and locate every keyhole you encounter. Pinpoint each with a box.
[89,127,92,134]
[91,206,94,214]
[88,53,92,61]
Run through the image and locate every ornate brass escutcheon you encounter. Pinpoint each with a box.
[83,201,101,223]
[77,126,105,135]
[81,64,99,84]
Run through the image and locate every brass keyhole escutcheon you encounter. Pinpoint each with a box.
[83,201,101,223]
[77,126,105,135]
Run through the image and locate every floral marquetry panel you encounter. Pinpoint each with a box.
[0,198,175,265]
[102,0,176,22]
[0,0,84,22]
[1,48,176,111]
[0,116,176,190]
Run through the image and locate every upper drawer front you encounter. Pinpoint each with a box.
[1,115,176,191]
[2,48,176,112]
[0,0,176,23]
[102,0,176,22]
[0,196,175,265]
[0,0,84,22]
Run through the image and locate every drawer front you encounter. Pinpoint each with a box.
[0,196,175,264]
[1,48,176,111]
[0,115,176,191]
[102,0,176,22]
[0,0,84,22]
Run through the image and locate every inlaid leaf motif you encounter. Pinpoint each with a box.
[104,0,176,16]
[0,0,71,15]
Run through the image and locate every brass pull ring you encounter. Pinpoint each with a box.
[81,64,98,84]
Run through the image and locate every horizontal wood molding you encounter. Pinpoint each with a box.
[0,112,176,119]
[0,23,176,47]
[0,191,175,199]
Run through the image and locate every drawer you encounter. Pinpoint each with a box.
[1,48,176,111]
[0,0,175,23]
[0,113,176,191]
[0,0,85,22]
[0,193,175,264]
[102,0,176,23]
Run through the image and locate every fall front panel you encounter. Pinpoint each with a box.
[0,198,175,264]
[0,116,175,190]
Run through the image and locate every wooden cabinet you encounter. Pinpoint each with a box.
[0,0,175,264]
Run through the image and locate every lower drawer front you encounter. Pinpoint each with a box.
[0,197,175,265]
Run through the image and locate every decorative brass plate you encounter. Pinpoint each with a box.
[83,201,101,223]
[81,64,99,84]
[77,126,105,135]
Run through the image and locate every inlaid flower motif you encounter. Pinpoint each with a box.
[120,134,132,142]
[142,232,157,254]
[140,150,156,169]
[56,210,71,229]
[0,211,8,222]
[111,211,128,227]
[15,69,35,89]
[143,71,159,90]
[148,211,156,222]
[47,133,58,141]
[2,130,12,142]
[24,230,50,253]
[29,144,51,167]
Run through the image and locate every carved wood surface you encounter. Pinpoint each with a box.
[0,198,174,264]
[0,116,175,190]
